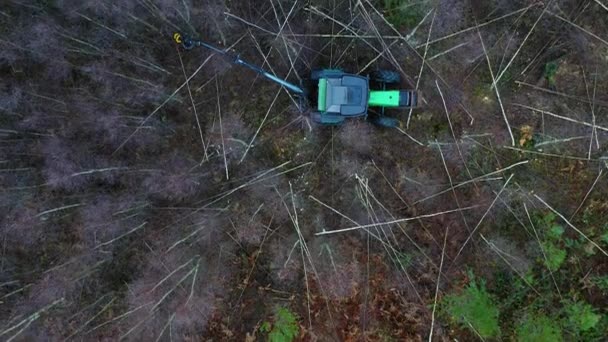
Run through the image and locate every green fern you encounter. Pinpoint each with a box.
[542,242,566,271]
[516,314,563,342]
[444,276,501,338]
[591,275,608,293]
[263,307,299,342]
[564,300,601,333]
[537,213,567,271]
[547,224,565,240]
[601,232,608,244]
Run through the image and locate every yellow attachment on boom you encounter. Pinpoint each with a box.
[173,32,183,44]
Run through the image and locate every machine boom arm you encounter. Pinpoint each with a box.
[173,33,304,94]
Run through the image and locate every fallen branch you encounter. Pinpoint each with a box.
[595,0,608,11]
[428,225,449,342]
[478,28,515,145]
[512,103,608,132]
[453,174,515,262]
[316,206,478,236]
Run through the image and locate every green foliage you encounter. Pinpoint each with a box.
[601,232,608,245]
[383,0,426,29]
[582,205,604,227]
[493,271,527,308]
[262,307,299,342]
[444,276,501,338]
[548,224,565,240]
[501,211,607,340]
[535,213,567,271]
[396,252,413,269]
[591,275,608,293]
[563,234,599,256]
[542,242,566,271]
[579,205,608,250]
[540,212,556,225]
[516,314,563,342]
[544,62,559,86]
[260,321,271,333]
[600,217,608,245]
[564,300,601,333]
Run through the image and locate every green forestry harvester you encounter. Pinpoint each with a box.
[174,33,418,127]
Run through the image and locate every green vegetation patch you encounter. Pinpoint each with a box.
[516,314,563,342]
[542,241,566,271]
[564,300,601,333]
[383,0,426,29]
[544,61,559,86]
[591,275,608,293]
[443,275,501,338]
[261,307,300,342]
[536,213,567,271]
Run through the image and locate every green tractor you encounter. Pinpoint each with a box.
[310,69,417,127]
[174,33,418,127]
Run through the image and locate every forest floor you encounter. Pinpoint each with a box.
[1,0,607,341]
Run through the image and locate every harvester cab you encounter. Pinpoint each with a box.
[309,69,418,127]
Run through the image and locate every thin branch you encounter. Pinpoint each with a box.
[428,41,469,61]
[515,81,608,108]
[155,313,176,342]
[480,233,540,295]
[1,299,64,341]
[148,257,196,294]
[94,222,147,249]
[412,161,528,205]
[239,89,281,164]
[70,167,128,177]
[428,225,449,342]
[494,0,553,85]
[453,174,514,262]
[478,28,515,146]
[436,80,474,179]
[177,46,209,161]
[112,54,213,155]
[595,0,608,11]
[166,226,207,253]
[316,206,478,236]
[186,259,200,305]
[513,103,608,132]
[548,10,608,47]
[65,297,116,340]
[408,9,436,128]
[150,265,198,312]
[504,146,600,161]
[524,204,561,298]
[85,302,153,334]
[395,127,424,145]
[216,78,229,179]
[76,12,127,39]
[571,169,604,220]
[113,36,246,154]
[437,142,473,234]
[582,66,600,159]
[415,4,539,49]
[36,203,83,218]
